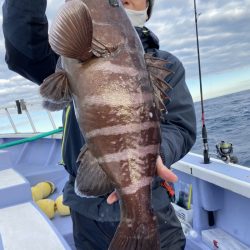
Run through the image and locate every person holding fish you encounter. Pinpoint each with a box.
[2,0,196,249]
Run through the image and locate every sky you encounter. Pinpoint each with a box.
[0,0,250,107]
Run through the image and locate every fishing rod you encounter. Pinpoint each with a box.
[193,0,210,164]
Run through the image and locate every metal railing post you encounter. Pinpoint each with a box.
[20,100,37,133]
[5,108,18,133]
[47,111,57,129]
[24,109,37,133]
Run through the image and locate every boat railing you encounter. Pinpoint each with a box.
[0,99,63,138]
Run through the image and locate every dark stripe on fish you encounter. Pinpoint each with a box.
[79,103,158,132]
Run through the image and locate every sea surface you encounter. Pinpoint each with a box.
[191,89,250,167]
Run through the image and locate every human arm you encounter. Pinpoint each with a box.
[159,52,197,167]
[2,0,58,84]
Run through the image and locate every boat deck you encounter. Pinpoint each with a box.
[1,136,250,249]
[0,166,72,250]
[0,137,74,250]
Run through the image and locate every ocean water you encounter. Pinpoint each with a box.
[191,89,250,167]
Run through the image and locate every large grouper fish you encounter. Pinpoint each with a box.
[40,0,172,249]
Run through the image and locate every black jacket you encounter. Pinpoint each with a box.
[2,0,196,221]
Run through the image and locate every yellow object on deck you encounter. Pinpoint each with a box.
[31,181,56,201]
[32,182,70,219]
[55,195,70,216]
[31,186,43,201]
[36,199,56,219]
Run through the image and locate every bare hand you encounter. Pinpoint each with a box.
[107,155,178,204]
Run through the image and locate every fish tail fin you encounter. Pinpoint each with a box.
[109,212,160,250]
[75,146,114,197]
[49,0,93,61]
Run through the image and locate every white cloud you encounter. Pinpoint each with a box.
[0,0,249,104]
[146,0,250,88]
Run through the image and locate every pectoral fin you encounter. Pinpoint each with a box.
[42,100,69,111]
[75,146,114,197]
[49,0,93,61]
[145,53,173,114]
[40,70,72,110]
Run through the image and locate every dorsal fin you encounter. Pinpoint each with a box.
[49,0,93,61]
[145,53,173,115]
